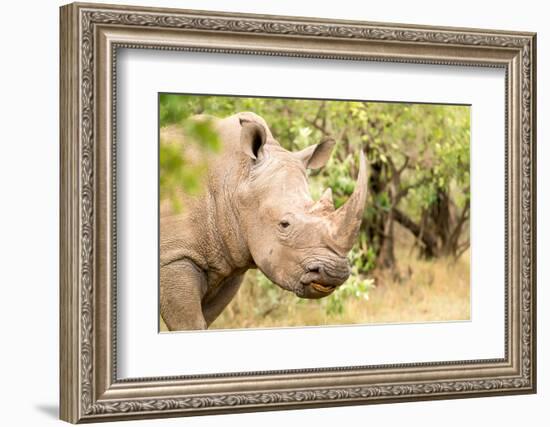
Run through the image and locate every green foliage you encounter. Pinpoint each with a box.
[325,276,375,316]
[252,270,285,316]
[159,95,221,211]
[159,143,197,212]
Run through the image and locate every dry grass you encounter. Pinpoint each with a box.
[160,248,470,332]
[354,250,470,324]
[213,250,469,329]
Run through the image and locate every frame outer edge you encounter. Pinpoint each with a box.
[529,33,537,393]
[59,2,537,422]
[60,3,81,424]
[68,1,536,37]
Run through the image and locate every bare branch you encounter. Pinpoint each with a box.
[305,118,331,137]
[449,200,470,250]
[392,207,438,254]
[397,154,410,175]
[455,238,471,260]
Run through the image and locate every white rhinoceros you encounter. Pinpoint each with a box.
[160,112,367,330]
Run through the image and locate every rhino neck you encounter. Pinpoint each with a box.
[205,171,255,280]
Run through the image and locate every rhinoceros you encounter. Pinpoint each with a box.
[160,111,367,330]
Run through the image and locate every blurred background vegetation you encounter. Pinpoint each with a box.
[159,93,471,330]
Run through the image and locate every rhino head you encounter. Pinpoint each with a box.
[235,116,368,299]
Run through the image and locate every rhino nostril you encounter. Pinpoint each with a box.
[307,265,321,274]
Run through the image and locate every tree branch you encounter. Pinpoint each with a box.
[392,207,438,254]
[455,238,471,260]
[395,177,430,202]
[306,118,331,137]
[449,200,470,251]
[397,154,410,175]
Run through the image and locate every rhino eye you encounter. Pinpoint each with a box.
[279,220,290,229]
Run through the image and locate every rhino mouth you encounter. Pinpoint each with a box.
[298,264,347,298]
[310,282,337,294]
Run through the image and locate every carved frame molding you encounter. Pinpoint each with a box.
[60,2,536,423]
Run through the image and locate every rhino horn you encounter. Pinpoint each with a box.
[311,188,335,214]
[319,188,335,210]
[330,151,368,254]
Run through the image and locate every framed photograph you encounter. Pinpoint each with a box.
[60,2,537,423]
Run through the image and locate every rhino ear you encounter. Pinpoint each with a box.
[240,118,267,160]
[295,138,336,169]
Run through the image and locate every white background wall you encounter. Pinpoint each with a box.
[0,0,546,426]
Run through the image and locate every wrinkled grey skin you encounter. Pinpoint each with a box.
[160,112,368,330]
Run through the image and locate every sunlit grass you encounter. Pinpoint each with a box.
[209,251,469,330]
[160,246,470,332]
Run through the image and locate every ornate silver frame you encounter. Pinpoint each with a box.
[59,2,537,423]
